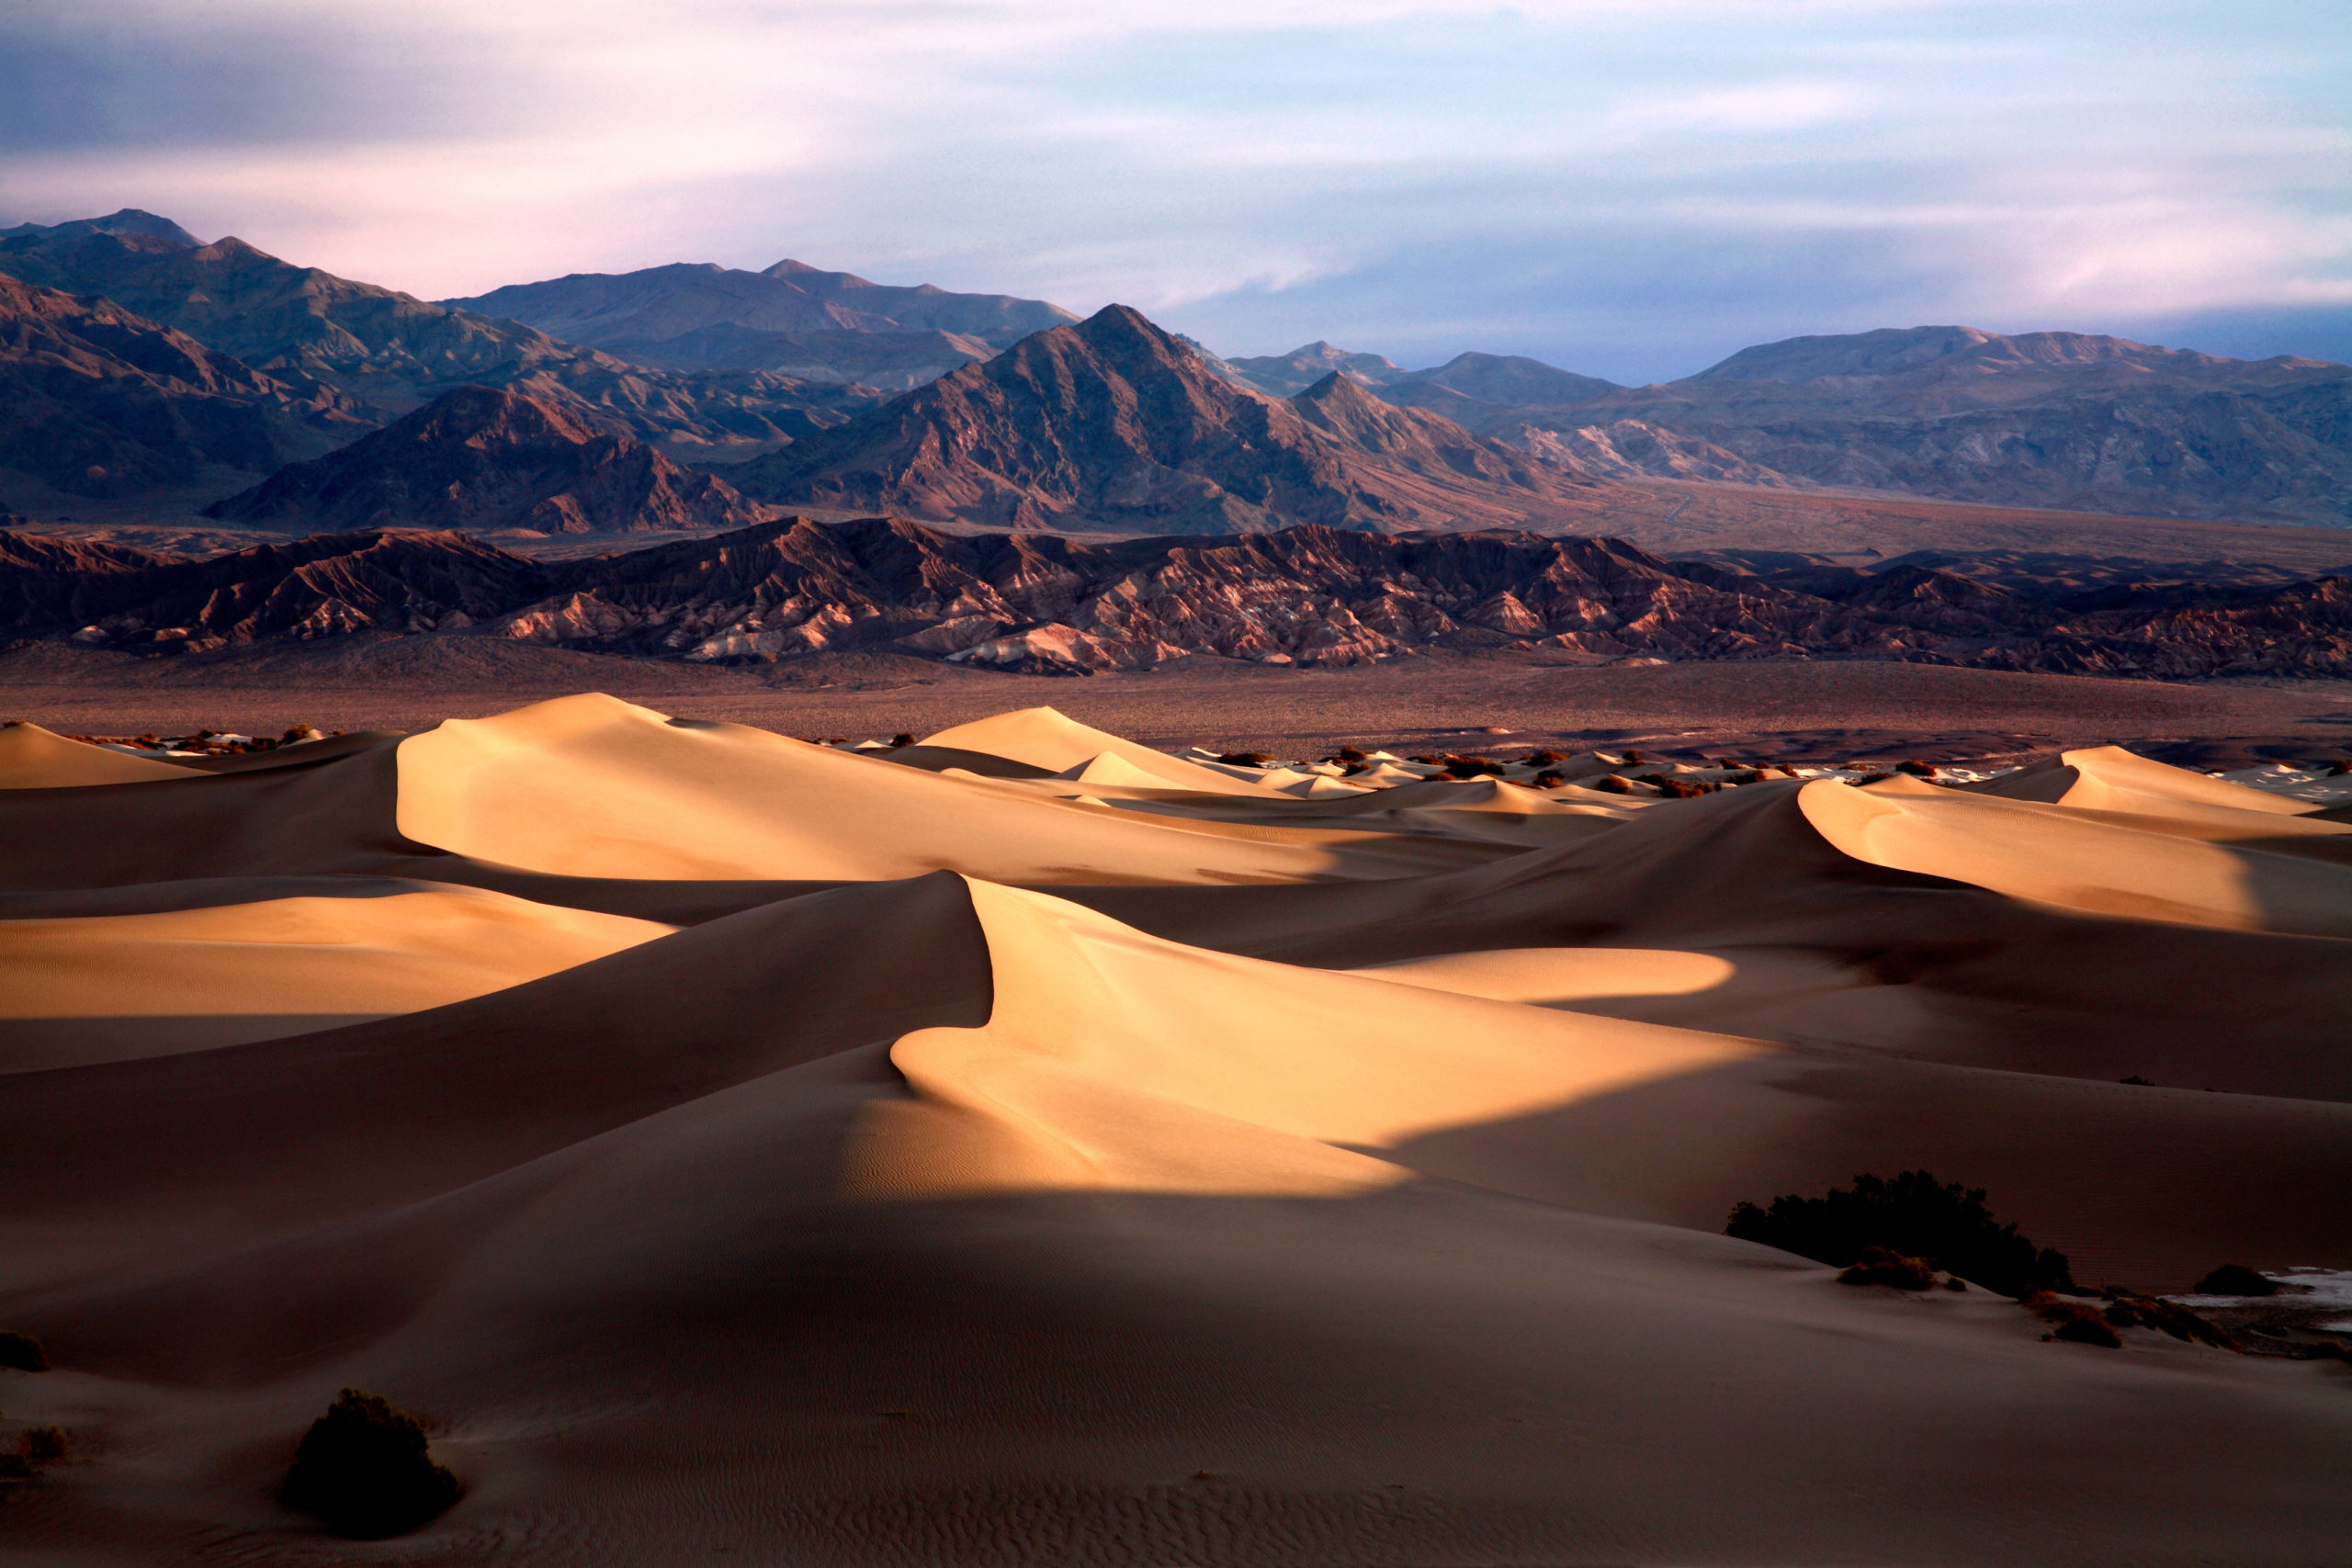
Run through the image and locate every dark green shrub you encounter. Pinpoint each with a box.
[0,1333,48,1372]
[283,1389,459,1539]
[1726,1170,2074,1297]
[2192,1264,2277,1296]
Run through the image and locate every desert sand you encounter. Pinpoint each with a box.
[1,696,2347,1563]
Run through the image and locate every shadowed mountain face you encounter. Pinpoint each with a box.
[445,260,1078,389]
[9,514,2349,679]
[203,387,772,536]
[0,220,868,460]
[0,271,368,497]
[727,306,1615,533]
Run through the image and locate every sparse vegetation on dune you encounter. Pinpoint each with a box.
[1727,1170,2074,1297]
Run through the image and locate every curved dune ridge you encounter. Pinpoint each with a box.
[1,694,2347,1564]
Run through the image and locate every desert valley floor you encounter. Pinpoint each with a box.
[1,684,2349,1564]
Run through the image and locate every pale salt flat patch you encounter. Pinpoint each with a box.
[2214,763,2352,806]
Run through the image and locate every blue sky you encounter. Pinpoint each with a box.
[5,0,2348,382]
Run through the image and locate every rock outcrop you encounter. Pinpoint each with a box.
[17,515,2347,680]
[202,387,770,535]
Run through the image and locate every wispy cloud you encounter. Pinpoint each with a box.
[2,0,2346,378]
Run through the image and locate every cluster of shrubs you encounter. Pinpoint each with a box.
[2194,1263,2278,1296]
[284,1389,461,1539]
[1726,1170,2075,1298]
[1837,1246,1961,1291]
[0,1329,62,1482]
[71,726,328,755]
[2020,1290,2239,1351]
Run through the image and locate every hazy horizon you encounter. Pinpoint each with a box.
[6,1,2349,383]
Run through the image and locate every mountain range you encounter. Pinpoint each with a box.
[725,305,1623,533]
[1221,326,2352,525]
[1,209,2347,534]
[0,212,871,464]
[8,514,2346,680]
[445,259,1077,389]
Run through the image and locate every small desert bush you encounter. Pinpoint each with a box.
[2049,1313,2123,1348]
[0,1332,48,1372]
[1442,756,1503,779]
[1217,750,1274,767]
[890,732,914,749]
[1335,746,1367,762]
[1593,774,1632,795]
[1522,749,1562,766]
[1531,770,1565,790]
[283,1389,459,1539]
[1895,760,1939,778]
[18,1427,63,1464]
[1726,1170,2074,1297]
[1837,1246,1937,1290]
[2193,1263,2277,1296]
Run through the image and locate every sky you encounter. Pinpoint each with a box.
[4,0,2349,383]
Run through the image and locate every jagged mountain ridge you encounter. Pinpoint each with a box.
[10,516,2348,679]
[725,305,1621,533]
[444,259,1078,389]
[202,387,772,536]
[0,219,870,461]
[0,271,368,497]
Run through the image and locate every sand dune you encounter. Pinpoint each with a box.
[0,720,198,788]
[3,695,2347,1564]
[395,694,1480,883]
[0,880,671,1070]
